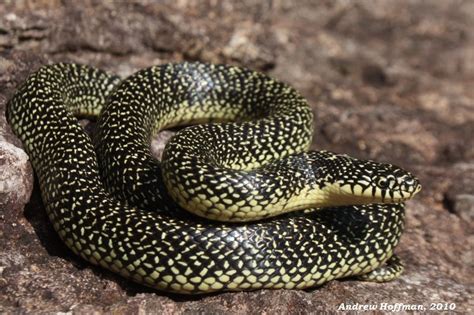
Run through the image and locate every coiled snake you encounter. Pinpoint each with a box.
[6,63,421,293]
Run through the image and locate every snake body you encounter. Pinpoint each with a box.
[6,63,420,293]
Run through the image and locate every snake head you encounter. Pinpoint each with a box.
[309,151,421,204]
[337,155,421,203]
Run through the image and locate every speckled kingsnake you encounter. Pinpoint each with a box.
[6,63,421,293]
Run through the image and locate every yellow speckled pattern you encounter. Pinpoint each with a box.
[96,63,421,222]
[7,63,420,294]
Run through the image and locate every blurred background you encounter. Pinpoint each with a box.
[0,1,472,313]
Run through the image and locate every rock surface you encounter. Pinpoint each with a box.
[0,1,473,314]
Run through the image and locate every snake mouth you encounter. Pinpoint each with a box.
[338,182,422,203]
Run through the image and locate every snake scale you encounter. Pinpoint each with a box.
[6,62,421,294]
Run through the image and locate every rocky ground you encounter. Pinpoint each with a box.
[0,1,473,314]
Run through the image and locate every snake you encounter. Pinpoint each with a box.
[6,62,421,294]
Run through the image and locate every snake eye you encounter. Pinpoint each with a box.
[378,175,397,189]
[377,178,389,189]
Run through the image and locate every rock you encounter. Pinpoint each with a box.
[449,194,474,222]
[0,131,33,213]
[442,163,474,224]
[1,0,473,313]
[0,98,33,216]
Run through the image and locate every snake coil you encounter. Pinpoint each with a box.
[6,62,420,293]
